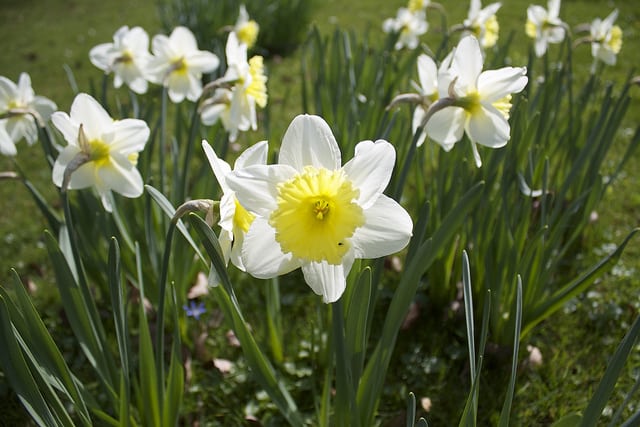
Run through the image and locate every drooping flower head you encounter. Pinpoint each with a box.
[590,9,623,66]
[202,139,267,270]
[383,8,428,50]
[425,36,528,167]
[89,26,151,94]
[146,26,220,103]
[200,32,268,142]
[525,0,566,57]
[226,115,413,303]
[0,73,56,156]
[234,5,260,49]
[463,0,502,49]
[51,93,149,211]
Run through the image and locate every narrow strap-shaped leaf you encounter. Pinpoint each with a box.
[345,267,372,391]
[406,392,417,427]
[189,213,304,426]
[579,313,640,427]
[498,276,523,427]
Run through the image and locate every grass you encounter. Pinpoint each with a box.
[1,0,639,424]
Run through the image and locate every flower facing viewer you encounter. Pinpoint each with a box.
[525,0,566,57]
[51,93,149,211]
[226,115,413,303]
[146,26,220,103]
[202,139,268,270]
[425,36,528,167]
[590,9,623,66]
[0,73,56,156]
[89,26,151,94]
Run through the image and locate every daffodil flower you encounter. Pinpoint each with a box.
[89,25,151,94]
[383,8,428,50]
[425,36,528,167]
[590,9,622,66]
[408,0,430,13]
[226,114,413,303]
[202,139,267,270]
[51,93,149,211]
[199,32,267,142]
[525,0,566,57]
[463,0,501,49]
[234,5,259,49]
[411,54,439,147]
[0,73,56,156]
[146,26,220,103]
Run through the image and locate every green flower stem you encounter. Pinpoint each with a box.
[178,103,200,203]
[159,86,168,196]
[331,298,358,427]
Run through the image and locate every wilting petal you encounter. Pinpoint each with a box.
[279,114,341,171]
[242,217,300,278]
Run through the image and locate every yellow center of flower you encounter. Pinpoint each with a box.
[237,20,259,48]
[408,0,425,12]
[607,25,622,53]
[247,56,268,108]
[170,57,188,75]
[115,50,134,66]
[525,19,537,39]
[233,197,255,233]
[88,139,112,167]
[482,15,499,48]
[456,91,482,113]
[269,166,365,264]
[492,94,513,119]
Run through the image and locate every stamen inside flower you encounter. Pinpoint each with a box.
[270,166,365,264]
[247,56,268,108]
[493,94,513,119]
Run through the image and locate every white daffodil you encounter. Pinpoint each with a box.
[226,114,413,303]
[202,139,267,270]
[525,0,566,57]
[234,5,259,49]
[425,36,528,167]
[146,26,220,103]
[200,32,267,142]
[51,93,149,211]
[89,26,151,94]
[590,9,622,66]
[383,8,428,50]
[463,0,501,49]
[411,54,439,147]
[0,73,56,156]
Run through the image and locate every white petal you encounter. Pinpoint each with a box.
[67,162,99,190]
[534,37,548,57]
[227,164,297,216]
[417,54,438,95]
[97,156,144,197]
[301,255,354,303]
[202,140,232,192]
[466,105,510,148]
[89,43,113,71]
[412,105,429,147]
[351,194,412,259]
[242,217,300,278]
[478,67,528,103]
[279,114,341,171]
[51,112,78,146]
[546,26,566,44]
[451,36,483,93]
[187,51,220,73]
[109,118,149,154]
[170,26,198,53]
[234,140,268,169]
[0,126,17,156]
[70,93,113,139]
[425,107,466,150]
[343,139,395,209]
[548,0,561,19]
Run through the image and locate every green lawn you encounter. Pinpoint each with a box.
[1,0,639,424]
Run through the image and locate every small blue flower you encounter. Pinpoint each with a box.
[183,301,206,320]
